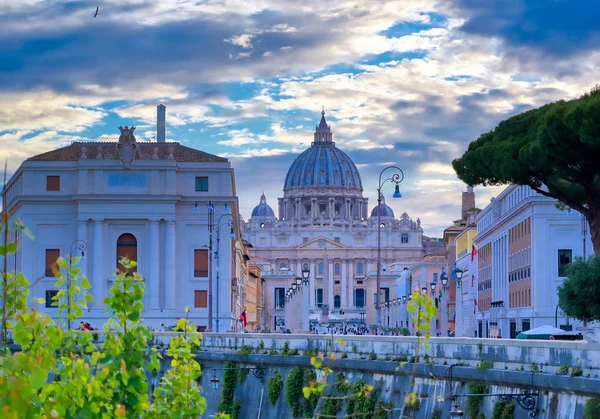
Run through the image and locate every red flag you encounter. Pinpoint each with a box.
[474,298,478,314]
[239,309,247,327]
[471,244,478,263]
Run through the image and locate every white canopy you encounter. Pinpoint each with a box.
[519,325,568,336]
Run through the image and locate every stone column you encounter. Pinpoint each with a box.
[148,220,160,310]
[311,198,317,219]
[341,260,347,308]
[329,198,334,219]
[348,261,354,307]
[164,220,176,310]
[328,262,334,309]
[92,220,103,309]
[310,260,316,307]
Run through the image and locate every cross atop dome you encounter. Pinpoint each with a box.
[313,108,334,145]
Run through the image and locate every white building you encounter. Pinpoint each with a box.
[243,111,444,330]
[474,184,593,338]
[2,107,243,331]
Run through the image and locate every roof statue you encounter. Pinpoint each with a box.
[116,125,143,169]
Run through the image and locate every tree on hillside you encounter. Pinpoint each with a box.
[452,86,600,253]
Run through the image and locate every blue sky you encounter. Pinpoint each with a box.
[2,0,599,236]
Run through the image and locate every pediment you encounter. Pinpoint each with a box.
[297,236,346,250]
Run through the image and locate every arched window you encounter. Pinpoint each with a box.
[303,263,309,271]
[357,262,364,275]
[280,262,287,270]
[117,233,137,275]
[316,289,323,307]
[334,295,341,309]
[335,263,341,276]
[355,289,365,308]
[318,262,324,275]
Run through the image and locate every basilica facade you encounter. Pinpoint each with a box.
[244,112,442,330]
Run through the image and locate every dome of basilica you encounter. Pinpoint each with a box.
[283,111,362,192]
[251,193,275,217]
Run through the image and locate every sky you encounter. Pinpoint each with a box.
[2,0,600,237]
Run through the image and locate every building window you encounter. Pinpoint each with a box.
[522,319,531,332]
[303,263,309,271]
[316,289,323,307]
[335,263,341,276]
[356,262,364,275]
[195,176,208,192]
[318,262,324,275]
[304,204,311,216]
[334,237,340,243]
[194,290,208,308]
[558,249,572,277]
[46,176,60,191]
[116,233,137,275]
[194,249,208,277]
[401,233,409,244]
[319,204,327,215]
[279,262,287,270]
[334,204,341,215]
[278,236,288,244]
[45,249,60,277]
[355,289,365,307]
[433,273,439,282]
[45,290,58,308]
[275,288,285,309]
[334,280,340,284]
[334,295,341,308]
[303,237,308,243]
[260,237,266,244]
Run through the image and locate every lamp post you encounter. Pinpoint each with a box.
[441,270,449,337]
[68,240,87,330]
[215,214,235,333]
[376,166,404,328]
[301,267,310,332]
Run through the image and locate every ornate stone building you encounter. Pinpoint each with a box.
[243,111,443,330]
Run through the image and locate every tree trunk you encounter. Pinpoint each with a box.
[588,209,600,255]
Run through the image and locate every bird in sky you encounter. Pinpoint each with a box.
[93,7,99,18]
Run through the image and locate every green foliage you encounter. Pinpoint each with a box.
[477,359,493,371]
[452,88,600,253]
[0,253,206,419]
[257,340,264,350]
[557,365,569,375]
[282,341,290,356]
[286,367,305,417]
[431,408,442,419]
[572,366,583,376]
[558,255,600,321]
[369,352,377,360]
[218,361,239,416]
[268,372,283,406]
[268,348,278,356]
[466,382,489,418]
[492,400,516,419]
[303,369,319,418]
[529,363,540,373]
[237,345,253,356]
[585,397,600,419]
[406,288,438,361]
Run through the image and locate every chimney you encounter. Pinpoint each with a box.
[462,186,476,219]
[157,104,166,142]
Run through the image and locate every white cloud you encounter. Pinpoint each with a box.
[225,34,255,49]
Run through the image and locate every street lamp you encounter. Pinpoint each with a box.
[295,277,302,287]
[302,267,310,284]
[214,212,235,333]
[430,281,437,295]
[441,270,449,291]
[402,295,407,303]
[376,166,405,327]
[455,268,464,288]
[421,286,427,294]
[211,373,219,390]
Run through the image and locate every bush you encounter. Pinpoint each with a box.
[467,382,489,418]
[492,400,515,419]
[286,367,304,417]
[557,365,569,375]
[237,345,253,356]
[369,352,377,360]
[477,359,494,371]
[585,397,600,419]
[572,366,583,377]
[0,251,206,418]
[282,341,290,356]
[268,372,283,406]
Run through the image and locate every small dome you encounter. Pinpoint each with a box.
[370,196,395,218]
[251,193,275,218]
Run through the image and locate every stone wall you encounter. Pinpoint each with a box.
[187,333,600,376]
[194,351,599,419]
